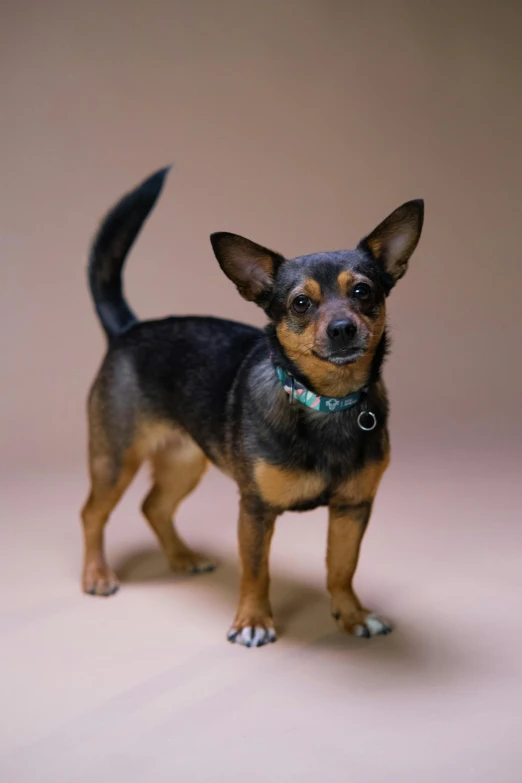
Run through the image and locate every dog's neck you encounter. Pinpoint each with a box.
[265,325,388,398]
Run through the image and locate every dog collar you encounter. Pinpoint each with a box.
[274,363,363,413]
[269,353,378,429]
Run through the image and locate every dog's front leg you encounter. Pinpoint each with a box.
[227,498,277,647]
[327,454,392,638]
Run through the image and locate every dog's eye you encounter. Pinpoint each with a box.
[292,295,311,314]
[352,283,372,300]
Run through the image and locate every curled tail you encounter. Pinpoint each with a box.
[88,166,171,339]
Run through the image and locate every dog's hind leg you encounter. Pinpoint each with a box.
[142,434,215,574]
[81,375,142,597]
[81,447,141,597]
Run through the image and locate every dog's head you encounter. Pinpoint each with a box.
[211,200,423,394]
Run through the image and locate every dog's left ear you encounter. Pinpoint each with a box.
[358,200,424,285]
[210,232,284,305]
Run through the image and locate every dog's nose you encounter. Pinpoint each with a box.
[327,318,357,349]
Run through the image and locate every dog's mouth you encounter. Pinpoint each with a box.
[312,348,365,366]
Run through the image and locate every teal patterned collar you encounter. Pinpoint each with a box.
[273,363,365,414]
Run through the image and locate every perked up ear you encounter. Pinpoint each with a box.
[210,232,284,304]
[358,199,424,285]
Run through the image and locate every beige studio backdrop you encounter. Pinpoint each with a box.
[2,0,521,474]
[1,2,522,783]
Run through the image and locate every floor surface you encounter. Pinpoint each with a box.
[1,450,521,782]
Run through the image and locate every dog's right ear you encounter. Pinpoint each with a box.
[210,232,284,305]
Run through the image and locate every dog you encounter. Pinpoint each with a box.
[81,167,424,647]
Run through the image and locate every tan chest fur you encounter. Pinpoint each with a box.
[254,442,390,510]
[254,462,326,508]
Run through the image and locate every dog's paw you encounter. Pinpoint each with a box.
[227,619,277,648]
[82,563,120,597]
[332,607,392,638]
[227,625,277,647]
[352,613,393,638]
[169,551,216,575]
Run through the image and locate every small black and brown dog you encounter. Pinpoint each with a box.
[81,167,424,647]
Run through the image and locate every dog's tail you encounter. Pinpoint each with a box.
[88,166,171,339]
